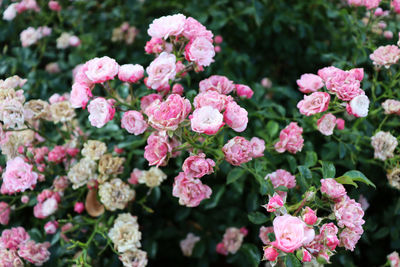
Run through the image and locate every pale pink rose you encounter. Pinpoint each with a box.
[73,63,93,87]
[263,246,279,261]
[303,207,317,225]
[87,97,115,128]
[261,77,272,88]
[74,202,85,213]
[265,194,284,212]
[259,226,274,245]
[1,157,38,194]
[235,84,254,98]
[147,14,186,39]
[297,74,324,93]
[185,37,215,67]
[324,68,364,101]
[336,118,345,130]
[20,27,41,47]
[346,95,369,117]
[145,94,191,131]
[334,197,365,229]
[48,145,67,163]
[128,168,143,185]
[85,56,119,83]
[317,66,341,81]
[215,45,221,53]
[393,0,400,13]
[68,35,80,47]
[140,94,162,112]
[48,1,61,11]
[297,92,330,116]
[320,178,347,199]
[382,99,400,115]
[70,82,91,109]
[221,227,245,254]
[265,169,296,191]
[44,221,58,234]
[384,30,394,39]
[199,75,235,95]
[183,17,213,41]
[339,228,362,251]
[317,113,336,136]
[0,226,30,250]
[144,131,173,167]
[371,131,398,161]
[0,202,10,225]
[223,101,248,132]
[34,197,59,219]
[3,3,18,21]
[271,214,315,253]
[144,37,164,54]
[121,111,148,135]
[118,64,144,83]
[388,251,400,267]
[249,137,265,158]
[364,0,381,9]
[347,0,364,6]
[358,195,370,211]
[182,153,215,178]
[222,136,252,166]
[16,0,40,12]
[172,172,212,207]
[38,26,52,37]
[193,91,232,112]
[18,240,51,266]
[274,122,304,154]
[190,106,224,135]
[378,21,387,29]
[180,233,201,257]
[317,223,339,250]
[172,83,184,95]
[146,52,177,89]
[21,195,29,203]
[370,45,400,68]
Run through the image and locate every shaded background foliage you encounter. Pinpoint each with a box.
[1,0,400,266]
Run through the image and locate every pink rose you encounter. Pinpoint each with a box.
[48,1,61,11]
[265,194,284,212]
[215,35,223,44]
[334,197,365,229]
[297,92,330,116]
[145,37,164,54]
[388,251,400,267]
[223,101,248,132]
[346,94,369,117]
[199,75,235,95]
[336,118,345,130]
[235,84,254,98]
[190,106,224,135]
[317,113,336,136]
[370,45,400,68]
[0,227,30,250]
[172,172,212,207]
[322,68,364,101]
[303,207,317,225]
[140,94,162,112]
[263,246,279,261]
[121,110,148,135]
[265,169,296,191]
[216,242,228,255]
[87,97,115,128]
[317,66,341,82]
[183,17,213,41]
[118,64,144,83]
[364,0,381,9]
[128,168,143,185]
[146,52,177,90]
[384,30,394,39]
[182,153,215,178]
[68,35,80,47]
[185,37,215,67]
[48,145,67,163]
[271,214,315,253]
[193,91,232,112]
[339,228,362,251]
[74,202,85,214]
[44,221,58,234]
[144,131,174,167]
[317,223,339,250]
[382,99,400,115]
[145,94,191,131]
[0,202,10,225]
[33,197,59,219]
[347,0,364,6]
[259,226,274,245]
[70,83,91,108]
[221,227,245,254]
[18,240,51,266]
[147,14,186,39]
[85,56,119,83]
[249,137,265,158]
[274,122,304,154]
[222,136,252,166]
[73,63,93,87]
[393,0,400,13]
[296,74,324,93]
[3,4,18,21]
[1,157,38,194]
[320,178,346,199]
[172,83,184,95]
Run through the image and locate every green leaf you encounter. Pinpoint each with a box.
[338,170,376,188]
[335,175,358,188]
[285,253,302,267]
[275,185,288,192]
[266,120,279,138]
[241,243,261,267]
[203,186,226,209]
[321,161,336,178]
[287,155,297,173]
[305,151,318,167]
[298,166,312,179]
[226,168,245,184]
[248,211,268,224]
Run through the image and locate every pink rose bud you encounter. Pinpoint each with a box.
[299,249,312,262]
[216,242,228,255]
[261,78,272,88]
[214,35,223,44]
[48,1,61,11]
[44,221,59,234]
[384,30,393,39]
[118,64,144,83]
[128,168,143,185]
[21,195,29,204]
[69,36,81,47]
[239,227,248,236]
[320,178,346,199]
[175,61,186,76]
[336,118,345,130]
[74,202,85,214]
[235,84,254,98]
[18,146,25,154]
[263,246,279,261]
[378,21,387,29]
[214,45,221,53]
[172,83,184,95]
[374,7,384,16]
[114,146,124,154]
[317,251,331,264]
[0,202,11,225]
[303,207,317,225]
[66,148,80,157]
[265,194,284,212]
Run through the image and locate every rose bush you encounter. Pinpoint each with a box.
[0,0,400,266]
